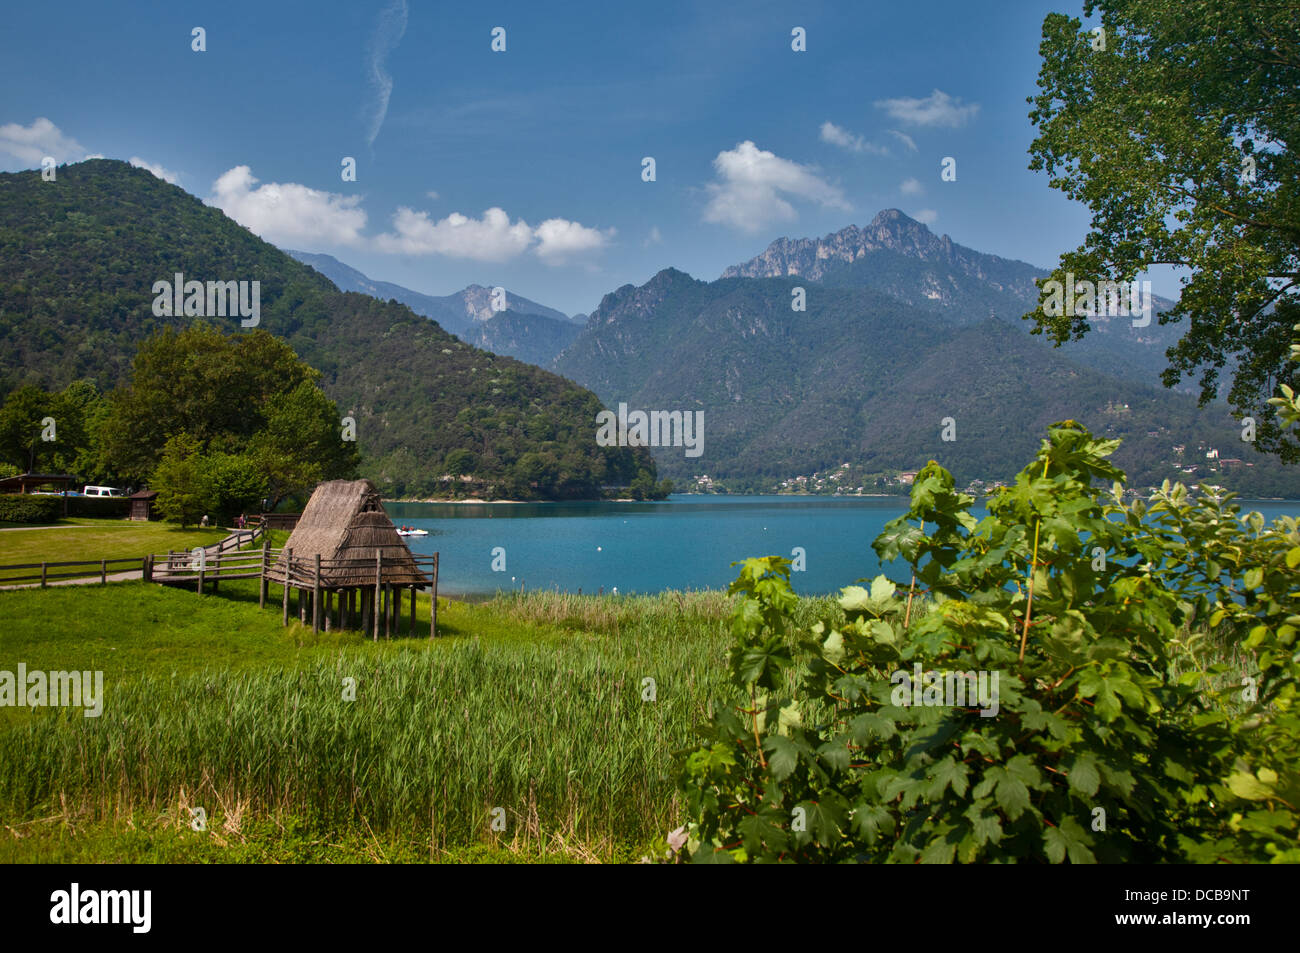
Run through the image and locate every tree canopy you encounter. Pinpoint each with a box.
[1027,0,1300,458]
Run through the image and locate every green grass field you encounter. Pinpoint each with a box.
[0,520,229,583]
[0,534,784,861]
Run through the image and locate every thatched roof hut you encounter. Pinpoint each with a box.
[267,479,430,587]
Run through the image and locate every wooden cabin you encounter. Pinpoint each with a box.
[265,479,438,638]
[128,490,158,521]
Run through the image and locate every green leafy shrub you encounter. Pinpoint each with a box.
[65,496,130,519]
[678,420,1299,863]
[0,495,63,524]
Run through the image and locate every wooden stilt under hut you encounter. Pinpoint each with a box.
[264,479,439,638]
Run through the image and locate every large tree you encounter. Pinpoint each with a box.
[0,380,103,475]
[99,323,360,500]
[1027,0,1300,457]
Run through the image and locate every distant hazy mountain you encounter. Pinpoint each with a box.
[722,210,1185,390]
[285,250,580,362]
[286,249,468,332]
[463,309,583,367]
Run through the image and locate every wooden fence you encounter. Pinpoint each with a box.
[146,544,440,639]
[258,513,301,531]
[0,529,440,639]
[0,556,147,587]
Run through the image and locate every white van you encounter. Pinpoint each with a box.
[83,485,126,498]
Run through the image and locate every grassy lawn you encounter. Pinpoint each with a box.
[0,580,748,862]
[0,521,230,583]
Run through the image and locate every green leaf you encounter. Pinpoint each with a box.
[870,574,897,603]
[800,799,846,846]
[963,801,1003,846]
[1227,771,1275,801]
[839,586,871,612]
[849,712,896,743]
[817,738,852,773]
[823,627,845,664]
[983,766,1031,821]
[849,801,894,844]
[738,813,788,854]
[763,735,800,781]
[928,756,971,799]
[1043,817,1096,864]
[1067,752,1101,797]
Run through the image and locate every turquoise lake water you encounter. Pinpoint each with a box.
[384,495,1300,598]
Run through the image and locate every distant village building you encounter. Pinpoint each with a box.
[898,471,918,486]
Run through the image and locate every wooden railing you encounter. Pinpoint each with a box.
[212,525,262,553]
[0,556,147,587]
[273,549,439,639]
[0,534,441,639]
[258,513,301,531]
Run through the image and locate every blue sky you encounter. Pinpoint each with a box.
[2,0,1165,316]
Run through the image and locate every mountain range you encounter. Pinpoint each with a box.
[0,160,659,500]
[274,210,1291,494]
[3,162,1291,498]
[547,214,1291,493]
[286,250,583,366]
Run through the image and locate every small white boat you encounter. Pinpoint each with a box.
[396,528,428,537]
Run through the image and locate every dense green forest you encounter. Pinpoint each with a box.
[0,160,666,501]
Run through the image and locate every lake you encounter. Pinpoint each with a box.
[384,495,1300,598]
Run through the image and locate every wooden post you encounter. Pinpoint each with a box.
[259,541,269,608]
[40,562,47,588]
[361,588,371,637]
[373,552,382,641]
[282,548,292,626]
[324,590,333,632]
[197,554,205,595]
[409,586,416,637]
[382,584,390,640]
[100,558,106,584]
[342,589,350,630]
[143,555,153,583]
[309,551,319,631]
[431,553,439,639]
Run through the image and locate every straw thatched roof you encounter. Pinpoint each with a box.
[267,479,430,587]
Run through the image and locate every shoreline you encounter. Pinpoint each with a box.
[390,497,641,504]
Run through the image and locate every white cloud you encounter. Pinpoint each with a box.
[819,121,888,156]
[889,129,918,152]
[363,0,409,149]
[875,89,979,128]
[703,140,850,234]
[375,206,610,264]
[208,166,368,247]
[643,226,662,247]
[0,117,87,167]
[900,177,923,196]
[914,208,938,224]
[374,206,535,260]
[83,153,105,160]
[129,156,181,185]
[208,164,609,264]
[425,190,439,200]
[534,218,614,264]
